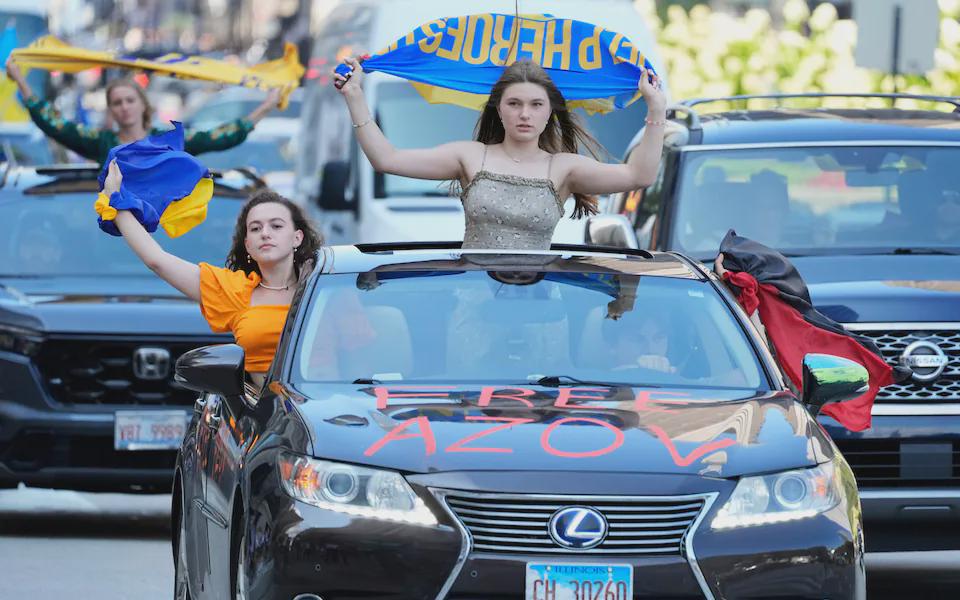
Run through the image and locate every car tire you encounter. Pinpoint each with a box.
[173,509,192,600]
[233,516,248,600]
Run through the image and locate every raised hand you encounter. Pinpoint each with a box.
[333,56,365,95]
[638,67,665,113]
[103,160,123,196]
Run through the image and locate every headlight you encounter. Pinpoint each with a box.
[711,461,841,530]
[0,323,43,356]
[278,452,437,526]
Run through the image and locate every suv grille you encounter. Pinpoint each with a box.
[848,326,960,402]
[441,491,706,555]
[836,439,960,488]
[35,336,220,406]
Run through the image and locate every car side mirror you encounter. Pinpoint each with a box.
[801,354,869,417]
[175,344,245,397]
[318,160,351,210]
[585,214,640,249]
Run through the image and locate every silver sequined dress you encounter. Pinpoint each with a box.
[460,147,565,250]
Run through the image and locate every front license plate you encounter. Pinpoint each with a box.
[115,410,189,451]
[525,563,632,600]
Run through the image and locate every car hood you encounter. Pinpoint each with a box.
[291,384,831,478]
[0,276,218,336]
[791,255,960,323]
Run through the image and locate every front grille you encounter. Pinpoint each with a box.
[35,336,219,406]
[836,439,960,488]
[441,491,706,555]
[849,326,960,402]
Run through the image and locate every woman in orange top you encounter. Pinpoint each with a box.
[101,161,323,387]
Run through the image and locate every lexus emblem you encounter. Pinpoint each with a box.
[548,506,608,550]
[132,347,171,380]
[900,341,949,383]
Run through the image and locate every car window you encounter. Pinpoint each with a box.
[0,132,54,165]
[198,137,296,172]
[188,100,302,130]
[295,270,765,390]
[0,191,241,276]
[671,146,960,257]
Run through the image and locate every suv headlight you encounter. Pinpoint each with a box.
[278,452,437,526]
[711,461,841,530]
[0,324,43,356]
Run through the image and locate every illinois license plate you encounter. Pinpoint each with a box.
[525,563,632,600]
[115,410,189,451]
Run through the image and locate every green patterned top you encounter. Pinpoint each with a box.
[23,95,255,165]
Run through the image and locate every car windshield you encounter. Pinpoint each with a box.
[375,82,649,197]
[0,131,53,165]
[0,191,241,276]
[671,146,960,257]
[188,99,302,129]
[294,269,765,390]
[198,137,295,172]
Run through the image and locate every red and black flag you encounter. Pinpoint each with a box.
[718,231,911,431]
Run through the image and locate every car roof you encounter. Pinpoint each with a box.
[0,164,264,198]
[696,109,960,145]
[319,242,706,280]
[663,94,960,148]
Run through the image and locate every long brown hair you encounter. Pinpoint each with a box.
[225,190,324,277]
[475,60,607,218]
[105,78,155,131]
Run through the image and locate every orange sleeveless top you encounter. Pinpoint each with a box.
[198,263,289,372]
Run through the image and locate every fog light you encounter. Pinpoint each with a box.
[293,595,323,600]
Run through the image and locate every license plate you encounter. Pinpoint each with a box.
[114,410,189,451]
[525,563,632,600]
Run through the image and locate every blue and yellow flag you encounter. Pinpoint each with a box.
[95,123,213,238]
[12,36,303,108]
[337,13,658,114]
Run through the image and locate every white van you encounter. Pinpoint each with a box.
[294,0,664,245]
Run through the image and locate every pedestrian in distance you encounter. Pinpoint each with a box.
[100,161,323,389]
[5,58,283,166]
[333,56,666,249]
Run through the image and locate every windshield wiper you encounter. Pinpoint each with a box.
[891,247,960,256]
[531,375,649,388]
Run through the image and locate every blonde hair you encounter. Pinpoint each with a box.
[105,79,154,130]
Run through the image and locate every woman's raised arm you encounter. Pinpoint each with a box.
[334,56,470,181]
[562,69,667,196]
[103,161,201,300]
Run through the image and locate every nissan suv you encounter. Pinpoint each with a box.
[0,163,260,493]
[614,93,960,554]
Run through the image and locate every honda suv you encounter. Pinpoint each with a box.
[614,93,960,553]
[0,163,260,493]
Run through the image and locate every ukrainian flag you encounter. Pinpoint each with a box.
[337,13,658,114]
[95,123,213,238]
[12,36,303,108]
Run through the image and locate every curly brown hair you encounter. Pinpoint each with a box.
[475,60,608,219]
[225,190,323,277]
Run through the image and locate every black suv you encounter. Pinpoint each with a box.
[615,93,960,553]
[0,163,259,493]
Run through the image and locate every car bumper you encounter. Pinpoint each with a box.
[242,472,863,600]
[823,414,960,552]
[0,355,180,492]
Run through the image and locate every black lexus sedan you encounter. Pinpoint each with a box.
[173,243,868,600]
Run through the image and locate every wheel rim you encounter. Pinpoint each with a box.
[174,513,191,600]
[235,529,248,600]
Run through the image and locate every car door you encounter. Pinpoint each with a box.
[202,392,248,597]
[181,392,214,597]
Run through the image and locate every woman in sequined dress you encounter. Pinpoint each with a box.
[334,57,666,250]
